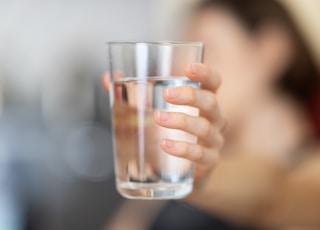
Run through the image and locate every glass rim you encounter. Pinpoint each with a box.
[107,40,204,47]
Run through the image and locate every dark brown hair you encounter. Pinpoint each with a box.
[196,0,319,105]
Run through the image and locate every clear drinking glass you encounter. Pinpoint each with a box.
[108,41,203,199]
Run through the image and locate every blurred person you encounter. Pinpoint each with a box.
[104,0,320,229]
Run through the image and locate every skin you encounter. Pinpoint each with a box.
[188,8,311,167]
[105,7,320,230]
[103,63,224,184]
[103,63,225,230]
[104,65,320,229]
[184,8,320,229]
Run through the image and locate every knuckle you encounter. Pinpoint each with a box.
[199,118,211,138]
[179,143,189,158]
[202,63,210,75]
[217,134,225,150]
[215,73,222,88]
[206,94,216,111]
[211,150,220,168]
[186,87,197,104]
[208,68,221,89]
[220,119,228,133]
[194,146,205,161]
[177,114,188,128]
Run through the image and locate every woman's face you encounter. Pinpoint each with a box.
[188,8,291,118]
[190,8,256,74]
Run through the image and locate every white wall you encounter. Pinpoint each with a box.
[0,0,157,108]
[281,0,320,62]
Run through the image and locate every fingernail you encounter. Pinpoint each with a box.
[163,139,174,148]
[166,87,178,99]
[157,111,169,121]
[189,63,197,75]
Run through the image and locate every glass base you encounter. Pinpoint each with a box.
[116,181,193,200]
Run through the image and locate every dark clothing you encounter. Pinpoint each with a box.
[150,201,257,230]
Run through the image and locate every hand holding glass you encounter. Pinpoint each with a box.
[108,42,203,199]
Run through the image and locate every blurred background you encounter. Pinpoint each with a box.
[0,0,319,230]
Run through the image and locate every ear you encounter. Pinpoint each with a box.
[255,23,294,76]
